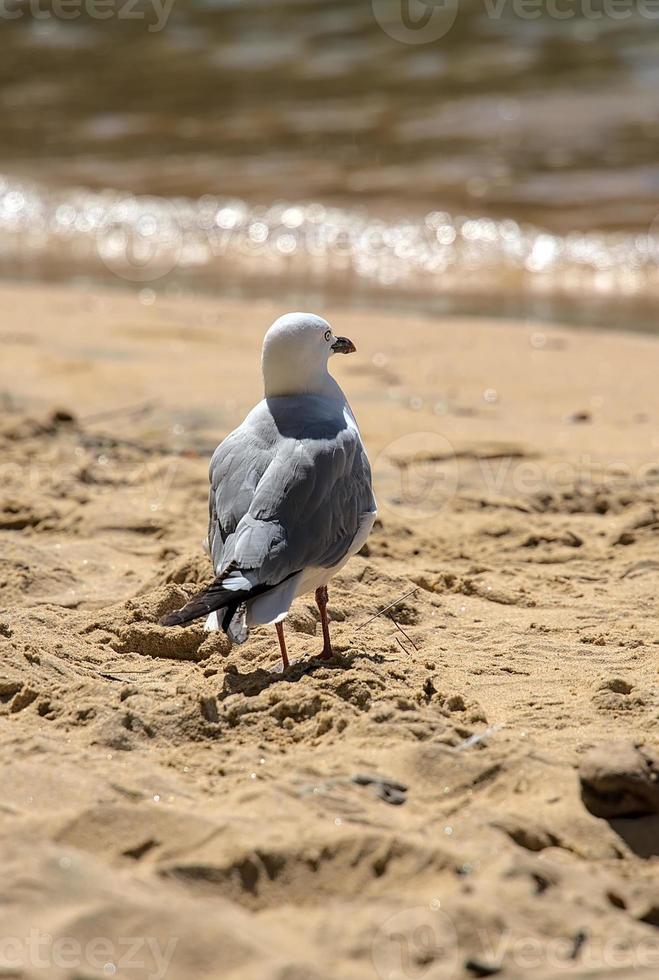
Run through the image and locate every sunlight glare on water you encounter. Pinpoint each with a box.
[1,1,659,327]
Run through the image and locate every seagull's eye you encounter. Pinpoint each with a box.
[324,330,331,342]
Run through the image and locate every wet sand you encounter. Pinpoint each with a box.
[0,282,658,979]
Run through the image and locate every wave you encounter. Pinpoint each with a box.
[1,175,658,328]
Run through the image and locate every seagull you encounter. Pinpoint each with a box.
[161,312,377,670]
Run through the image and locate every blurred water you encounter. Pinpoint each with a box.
[2,0,659,325]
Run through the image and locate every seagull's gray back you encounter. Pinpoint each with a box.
[208,395,375,588]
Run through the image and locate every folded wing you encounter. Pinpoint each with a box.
[161,395,374,629]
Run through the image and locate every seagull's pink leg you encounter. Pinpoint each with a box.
[315,586,333,660]
[275,621,290,670]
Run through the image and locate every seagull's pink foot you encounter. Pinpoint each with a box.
[315,586,333,660]
[275,621,290,671]
[270,622,310,673]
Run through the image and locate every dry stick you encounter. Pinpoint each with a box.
[394,636,409,655]
[77,400,218,458]
[355,587,420,631]
[79,400,158,425]
[77,430,215,458]
[388,612,419,651]
[454,724,504,751]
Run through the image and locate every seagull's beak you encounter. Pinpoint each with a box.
[331,336,356,354]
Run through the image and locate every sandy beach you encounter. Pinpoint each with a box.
[1,281,658,980]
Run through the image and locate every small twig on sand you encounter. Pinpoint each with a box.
[355,587,420,631]
[387,612,419,651]
[80,400,158,425]
[77,431,215,458]
[76,400,217,457]
[393,636,409,655]
[454,724,504,751]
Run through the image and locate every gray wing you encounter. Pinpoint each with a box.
[208,395,374,588]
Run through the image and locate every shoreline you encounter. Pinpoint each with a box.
[5,266,659,337]
[1,281,658,978]
[2,173,659,336]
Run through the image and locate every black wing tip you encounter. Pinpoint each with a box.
[160,608,200,627]
[159,612,184,627]
[158,567,299,631]
[159,601,213,627]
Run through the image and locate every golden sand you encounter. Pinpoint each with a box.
[0,283,657,978]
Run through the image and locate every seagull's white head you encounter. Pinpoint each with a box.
[261,312,356,398]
